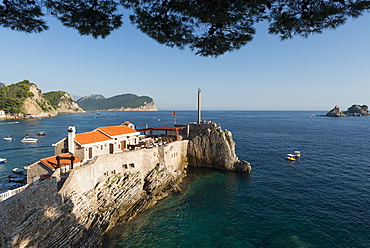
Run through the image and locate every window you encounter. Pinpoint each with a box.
[123,164,128,169]
[129,163,135,168]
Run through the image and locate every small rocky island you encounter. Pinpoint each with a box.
[325,104,369,117]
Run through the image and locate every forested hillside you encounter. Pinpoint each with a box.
[77,93,156,111]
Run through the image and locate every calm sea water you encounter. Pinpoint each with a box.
[1,111,369,247]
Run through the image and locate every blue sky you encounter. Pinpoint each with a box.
[1,13,370,111]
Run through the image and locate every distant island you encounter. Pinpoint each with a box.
[325,104,369,117]
[76,94,157,111]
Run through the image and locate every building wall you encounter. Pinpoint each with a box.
[25,161,53,184]
[60,140,189,196]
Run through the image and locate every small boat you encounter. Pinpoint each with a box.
[4,182,23,189]
[38,131,46,136]
[0,158,7,164]
[21,136,38,143]
[294,151,301,158]
[3,135,12,141]
[286,154,296,161]
[12,168,25,175]
[8,176,25,183]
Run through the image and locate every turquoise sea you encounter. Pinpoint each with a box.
[1,111,369,247]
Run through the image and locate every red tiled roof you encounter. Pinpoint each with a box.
[75,130,111,145]
[40,153,82,170]
[97,125,137,137]
[137,126,184,132]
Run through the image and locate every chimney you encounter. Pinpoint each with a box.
[68,126,76,154]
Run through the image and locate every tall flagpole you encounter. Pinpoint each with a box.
[198,88,201,123]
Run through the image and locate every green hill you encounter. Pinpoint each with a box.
[0,80,35,114]
[77,93,155,111]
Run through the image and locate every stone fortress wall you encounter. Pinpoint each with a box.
[0,122,250,248]
[0,140,189,248]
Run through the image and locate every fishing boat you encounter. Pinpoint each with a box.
[21,136,38,143]
[3,135,12,141]
[0,158,7,164]
[8,176,25,183]
[12,168,25,175]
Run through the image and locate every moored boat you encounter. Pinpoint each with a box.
[286,154,296,161]
[8,176,25,183]
[12,168,25,175]
[21,136,38,143]
[3,135,12,141]
[0,158,7,164]
[38,131,46,136]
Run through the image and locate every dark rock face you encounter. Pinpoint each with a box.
[187,126,251,173]
[325,105,346,117]
[325,105,369,117]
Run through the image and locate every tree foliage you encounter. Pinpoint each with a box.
[43,90,68,109]
[1,0,370,56]
[0,80,35,114]
[77,93,154,110]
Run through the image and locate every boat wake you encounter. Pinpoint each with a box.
[0,121,19,125]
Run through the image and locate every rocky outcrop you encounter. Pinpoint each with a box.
[107,101,157,111]
[187,124,251,173]
[325,105,346,117]
[4,84,84,119]
[55,92,85,114]
[0,164,185,248]
[21,84,58,117]
[325,104,369,117]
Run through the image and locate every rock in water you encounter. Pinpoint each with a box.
[187,124,251,173]
[325,105,346,117]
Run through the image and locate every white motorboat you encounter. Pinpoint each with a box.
[0,158,7,164]
[12,168,25,175]
[21,136,38,143]
[3,135,12,141]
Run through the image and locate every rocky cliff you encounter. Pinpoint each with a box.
[0,162,185,248]
[52,92,85,114]
[21,84,57,117]
[1,81,84,119]
[187,124,251,173]
[22,85,84,117]
[107,101,157,111]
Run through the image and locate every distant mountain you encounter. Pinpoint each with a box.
[77,93,157,111]
[0,82,4,87]
[72,95,83,101]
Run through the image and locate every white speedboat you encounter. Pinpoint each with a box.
[21,136,38,143]
[12,168,25,175]
[3,135,12,141]
[0,158,7,164]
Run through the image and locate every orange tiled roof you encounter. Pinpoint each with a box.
[97,125,137,137]
[40,153,82,170]
[75,130,111,145]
